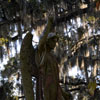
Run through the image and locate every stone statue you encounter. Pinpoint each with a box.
[20,17,72,100]
[35,17,63,100]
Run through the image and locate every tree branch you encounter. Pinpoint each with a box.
[71,34,100,54]
[0,17,21,27]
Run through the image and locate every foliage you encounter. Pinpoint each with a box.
[0,38,8,46]
[0,80,15,100]
[1,56,20,78]
[88,79,97,96]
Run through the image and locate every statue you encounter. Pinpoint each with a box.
[20,17,72,100]
[35,17,63,100]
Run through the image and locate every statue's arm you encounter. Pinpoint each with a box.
[38,17,54,53]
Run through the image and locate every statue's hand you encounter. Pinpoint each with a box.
[47,17,54,32]
[47,17,54,25]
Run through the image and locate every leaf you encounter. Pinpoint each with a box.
[83,96,88,100]
[8,0,11,2]
[87,16,95,23]
[88,80,97,96]
[0,38,8,46]
[15,96,18,100]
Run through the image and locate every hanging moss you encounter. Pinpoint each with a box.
[78,56,82,68]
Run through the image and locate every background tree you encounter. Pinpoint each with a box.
[0,0,100,100]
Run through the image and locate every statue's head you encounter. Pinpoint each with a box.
[46,33,58,50]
